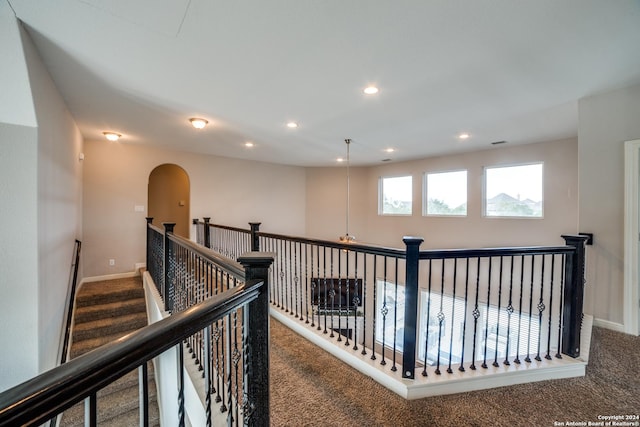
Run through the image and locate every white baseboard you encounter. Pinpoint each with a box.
[81,270,140,284]
[592,318,625,333]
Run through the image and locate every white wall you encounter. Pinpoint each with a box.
[306,138,578,250]
[0,2,40,392]
[0,1,83,391]
[82,141,306,277]
[578,83,640,327]
[21,24,84,372]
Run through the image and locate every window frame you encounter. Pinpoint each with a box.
[483,161,544,219]
[378,175,413,216]
[423,169,468,217]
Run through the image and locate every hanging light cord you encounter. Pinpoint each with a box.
[343,138,354,242]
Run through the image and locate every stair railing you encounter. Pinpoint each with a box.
[59,239,82,365]
[0,231,273,427]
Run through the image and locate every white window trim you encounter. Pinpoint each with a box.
[423,169,468,217]
[482,161,544,219]
[378,175,413,216]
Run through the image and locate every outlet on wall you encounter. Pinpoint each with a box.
[109,259,115,266]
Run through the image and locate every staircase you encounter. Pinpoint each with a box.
[60,277,160,426]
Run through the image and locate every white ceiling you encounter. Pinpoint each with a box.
[8,0,640,166]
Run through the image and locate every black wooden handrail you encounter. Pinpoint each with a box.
[419,244,575,259]
[60,239,81,365]
[0,279,264,427]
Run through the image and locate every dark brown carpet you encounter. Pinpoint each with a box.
[270,318,640,427]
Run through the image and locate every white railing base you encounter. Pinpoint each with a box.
[271,308,591,400]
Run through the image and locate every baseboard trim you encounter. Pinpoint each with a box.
[592,318,625,333]
[81,271,140,284]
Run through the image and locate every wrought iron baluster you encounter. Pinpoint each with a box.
[481,257,493,369]
[447,259,458,374]
[422,259,433,377]
[470,257,481,370]
[545,254,556,360]
[435,259,445,375]
[370,254,377,361]
[555,254,566,359]
[535,255,547,362]
[504,256,516,366]
[391,257,399,372]
[525,255,536,363]
[492,256,505,368]
[336,250,342,342]
[514,255,525,364]
[360,253,367,355]
[459,258,470,372]
[380,256,388,366]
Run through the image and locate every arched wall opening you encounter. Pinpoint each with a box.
[148,164,190,238]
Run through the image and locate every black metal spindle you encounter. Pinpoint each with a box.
[535,255,547,362]
[447,259,458,374]
[391,258,399,372]
[435,259,445,375]
[470,257,481,370]
[514,255,525,364]
[422,259,433,377]
[459,257,470,372]
[493,256,504,368]
[370,255,377,361]
[525,255,535,363]
[380,256,388,366]
[545,255,556,360]
[481,257,493,369]
[556,254,566,359]
[504,256,516,366]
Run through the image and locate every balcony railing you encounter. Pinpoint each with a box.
[194,219,588,395]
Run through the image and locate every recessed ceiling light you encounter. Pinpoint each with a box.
[458,132,470,140]
[337,157,345,162]
[384,147,395,153]
[245,142,255,147]
[103,132,121,141]
[286,121,298,128]
[364,86,379,95]
[189,118,208,129]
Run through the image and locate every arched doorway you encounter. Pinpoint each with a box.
[148,164,190,238]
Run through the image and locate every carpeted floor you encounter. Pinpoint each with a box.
[270,318,640,427]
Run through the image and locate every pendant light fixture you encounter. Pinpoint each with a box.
[340,138,356,243]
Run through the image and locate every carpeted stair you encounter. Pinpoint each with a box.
[60,277,160,426]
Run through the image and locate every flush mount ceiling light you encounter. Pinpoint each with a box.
[458,132,470,140]
[245,141,255,147]
[384,147,395,153]
[103,132,121,141]
[286,121,298,128]
[189,118,208,129]
[363,86,379,95]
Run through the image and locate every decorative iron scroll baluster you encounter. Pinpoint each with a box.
[535,255,547,362]
[435,259,445,375]
[545,255,556,360]
[504,256,516,366]
[329,249,336,338]
[391,257,399,372]
[525,255,535,363]
[323,247,328,334]
[470,257,481,370]
[380,256,388,366]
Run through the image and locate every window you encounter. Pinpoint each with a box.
[375,280,406,351]
[424,170,467,216]
[484,163,543,218]
[379,176,412,215]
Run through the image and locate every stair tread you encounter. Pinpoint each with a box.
[72,312,148,341]
[74,298,146,321]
